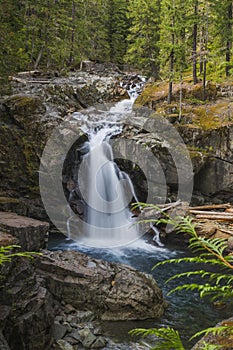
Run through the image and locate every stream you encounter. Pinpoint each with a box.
[47,80,232,349]
[48,232,232,348]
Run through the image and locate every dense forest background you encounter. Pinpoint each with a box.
[0,0,232,82]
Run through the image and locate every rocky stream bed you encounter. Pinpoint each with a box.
[0,63,233,349]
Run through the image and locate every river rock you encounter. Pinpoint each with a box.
[0,211,49,251]
[56,340,75,350]
[36,250,167,321]
[191,317,233,350]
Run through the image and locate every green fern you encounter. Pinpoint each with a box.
[130,202,233,349]
[129,326,185,350]
[196,342,222,350]
[190,325,233,341]
[0,245,39,265]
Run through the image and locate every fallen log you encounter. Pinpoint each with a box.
[190,203,231,210]
[196,215,233,221]
[189,210,233,216]
[8,76,51,84]
[17,70,41,76]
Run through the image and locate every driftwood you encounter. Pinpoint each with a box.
[8,76,51,84]
[189,210,233,216]
[196,215,233,221]
[189,203,231,210]
[17,70,41,76]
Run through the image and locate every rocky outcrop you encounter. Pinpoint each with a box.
[0,212,166,349]
[37,250,166,321]
[0,211,49,251]
[0,66,128,216]
[120,84,233,203]
[0,257,55,350]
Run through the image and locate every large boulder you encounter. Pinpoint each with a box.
[0,211,49,251]
[37,250,167,321]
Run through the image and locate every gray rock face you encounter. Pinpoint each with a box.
[0,257,55,350]
[0,331,11,350]
[37,250,166,321]
[0,211,49,251]
[0,68,127,215]
[119,110,233,203]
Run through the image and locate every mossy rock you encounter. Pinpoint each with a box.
[189,81,217,100]
[3,94,45,117]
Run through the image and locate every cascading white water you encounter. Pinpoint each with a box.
[68,76,151,247]
[74,97,140,247]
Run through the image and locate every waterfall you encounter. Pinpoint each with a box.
[81,125,139,247]
[68,76,156,248]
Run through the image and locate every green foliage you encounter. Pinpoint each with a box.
[0,0,232,78]
[125,0,161,78]
[108,0,129,66]
[0,245,40,265]
[190,325,233,341]
[129,326,185,350]
[130,202,233,349]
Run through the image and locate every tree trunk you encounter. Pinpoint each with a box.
[168,48,174,104]
[69,1,76,66]
[203,1,209,101]
[179,68,182,121]
[192,1,198,84]
[226,1,232,77]
[34,45,44,69]
[168,11,175,105]
[150,61,160,80]
[199,25,204,75]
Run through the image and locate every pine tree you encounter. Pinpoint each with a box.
[212,0,233,77]
[159,0,192,102]
[125,0,161,78]
[108,0,130,67]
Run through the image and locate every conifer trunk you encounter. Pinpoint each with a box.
[192,1,198,84]
[226,1,232,77]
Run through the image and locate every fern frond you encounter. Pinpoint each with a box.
[154,256,229,270]
[129,327,185,350]
[190,325,233,340]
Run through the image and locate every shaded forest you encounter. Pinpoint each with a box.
[0,0,232,82]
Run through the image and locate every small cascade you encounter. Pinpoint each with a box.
[66,75,162,248]
[150,223,164,247]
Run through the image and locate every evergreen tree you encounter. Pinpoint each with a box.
[212,0,233,77]
[159,0,192,102]
[108,0,130,67]
[125,0,161,78]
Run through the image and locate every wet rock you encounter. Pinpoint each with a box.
[53,322,68,341]
[0,211,49,251]
[37,250,166,321]
[91,336,107,348]
[78,328,97,348]
[56,339,74,350]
